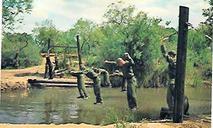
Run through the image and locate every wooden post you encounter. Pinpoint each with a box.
[76,35,83,70]
[47,38,51,56]
[173,6,189,123]
[76,35,85,94]
[44,39,51,78]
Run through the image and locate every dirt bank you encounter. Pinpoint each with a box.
[0,57,85,91]
[1,66,40,91]
[0,120,211,128]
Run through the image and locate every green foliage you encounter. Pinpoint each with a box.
[102,108,132,127]
[2,0,33,32]
[84,2,167,85]
[60,1,210,87]
[19,42,41,67]
[188,29,208,54]
[32,19,59,51]
[3,1,210,87]
[103,108,120,124]
[2,33,41,68]
[68,18,98,55]
[185,24,212,86]
[202,0,213,47]
[202,0,213,26]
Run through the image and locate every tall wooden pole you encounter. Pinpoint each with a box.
[76,35,83,70]
[76,35,85,90]
[173,6,189,123]
[47,38,51,56]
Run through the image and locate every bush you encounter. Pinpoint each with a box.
[2,33,41,68]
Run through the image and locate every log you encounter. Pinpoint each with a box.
[28,79,93,88]
[30,83,91,88]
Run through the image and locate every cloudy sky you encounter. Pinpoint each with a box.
[16,0,210,33]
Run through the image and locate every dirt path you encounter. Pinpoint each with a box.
[0,120,211,128]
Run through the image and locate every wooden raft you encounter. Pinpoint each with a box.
[28,79,92,88]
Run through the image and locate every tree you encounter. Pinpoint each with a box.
[32,19,59,51]
[202,0,213,46]
[102,1,167,84]
[203,0,213,25]
[71,18,97,55]
[2,0,33,32]
[2,33,41,68]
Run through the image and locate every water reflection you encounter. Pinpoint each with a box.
[0,87,211,124]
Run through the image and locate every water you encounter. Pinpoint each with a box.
[0,86,211,124]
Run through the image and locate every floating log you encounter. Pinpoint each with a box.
[28,79,92,88]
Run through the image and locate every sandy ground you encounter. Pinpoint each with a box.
[0,120,211,128]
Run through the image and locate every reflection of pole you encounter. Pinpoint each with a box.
[173,6,189,123]
[76,35,82,70]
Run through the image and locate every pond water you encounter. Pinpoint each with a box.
[0,86,211,124]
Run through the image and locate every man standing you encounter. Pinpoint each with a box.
[44,55,53,79]
[54,54,59,70]
[105,53,137,110]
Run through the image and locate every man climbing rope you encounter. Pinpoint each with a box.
[70,71,89,99]
[85,69,103,104]
[160,43,189,119]
[93,68,112,87]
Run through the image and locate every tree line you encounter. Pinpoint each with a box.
[2,0,212,87]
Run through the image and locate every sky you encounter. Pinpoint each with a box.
[15,0,210,33]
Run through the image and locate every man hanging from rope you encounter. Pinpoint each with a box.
[160,41,189,119]
[105,53,137,110]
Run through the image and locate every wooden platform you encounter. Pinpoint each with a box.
[28,79,92,88]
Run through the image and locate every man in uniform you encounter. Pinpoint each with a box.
[44,55,53,79]
[85,69,103,104]
[53,54,59,70]
[160,44,189,118]
[110,70,123,88]
[121,55,128,91]
[70,71,88,99]
[121,76,127,91]
[105,53,137,110]
[93,68,112,87]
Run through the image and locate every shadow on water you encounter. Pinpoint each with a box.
[0,86,211,124]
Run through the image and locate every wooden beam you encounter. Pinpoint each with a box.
[173,6,189,123]
[30,83,91,88]
[28,79,92,85]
